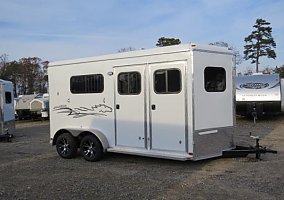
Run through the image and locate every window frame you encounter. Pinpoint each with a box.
[204,66,226,92]
[154,68,182,94]
[70,74,104,94]
[5,92,12,104]
[117,71,141,95]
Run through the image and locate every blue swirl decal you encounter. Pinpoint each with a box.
[240,83,269,89]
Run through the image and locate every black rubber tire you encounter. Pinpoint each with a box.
[80,135,103,162]
[56,133,78,159]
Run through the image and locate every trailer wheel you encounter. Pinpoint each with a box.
[80,135,103,162]
[56,133,78,159]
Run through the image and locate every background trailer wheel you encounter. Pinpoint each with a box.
[80,135,103,162]
[56,133,78,159]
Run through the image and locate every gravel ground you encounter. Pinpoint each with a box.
[0,116,283,200]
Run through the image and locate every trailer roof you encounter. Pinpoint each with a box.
[0,79,13,84]
[48,43,233,67]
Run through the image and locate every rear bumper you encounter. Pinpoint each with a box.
[236,101,281,116]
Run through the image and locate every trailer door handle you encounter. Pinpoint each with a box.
[152,105,156,110]
[116,104,120,109]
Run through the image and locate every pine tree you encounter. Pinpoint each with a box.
[244,18,276,73]
[156,37,181,47]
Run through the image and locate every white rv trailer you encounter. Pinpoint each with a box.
[29,93,49,119]
[15,94,37,119]
[0,79,15,138]
[48,44,235,161]
[235,74,283,117]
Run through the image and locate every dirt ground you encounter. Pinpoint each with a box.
[0,116,283,200]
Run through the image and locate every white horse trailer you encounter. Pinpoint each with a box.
[48,44,235,161]
[236,74,283,118]
[0,79,15,140]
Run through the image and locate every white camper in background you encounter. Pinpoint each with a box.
[0,79,15,138]
[236,74,283,117]
[15,94,37,119]
[48,44,235,161]
[29,93,49,119]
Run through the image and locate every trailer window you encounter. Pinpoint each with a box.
[70,74,104,94]
[118,72,141,95]
[154,69,181,94]
[5,92,12,104]
[204,67,226,92]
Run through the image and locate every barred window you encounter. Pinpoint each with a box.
[154,69,181,94]
[118,72,141,95]
[70,74,104,94]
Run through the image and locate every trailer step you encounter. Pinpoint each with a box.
[107,147,193,161]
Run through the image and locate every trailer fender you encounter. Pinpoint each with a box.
[81,129,109,152]
[52,128,109,152]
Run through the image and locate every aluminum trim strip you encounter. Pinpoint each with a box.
[143,65,148,149]
[198,130,218,135]
[184,61,189,152]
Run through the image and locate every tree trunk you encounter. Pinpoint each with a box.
[256,44,260,73]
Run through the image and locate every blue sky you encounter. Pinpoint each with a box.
[0,0,283,73]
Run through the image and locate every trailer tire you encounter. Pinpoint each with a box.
[56,133,78,159]
[80,135,103,162]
